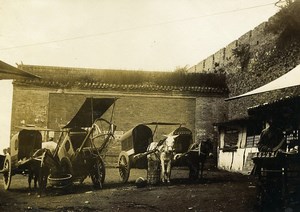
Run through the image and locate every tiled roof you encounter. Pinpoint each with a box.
[15,64,229,94]
[14,78,228,94]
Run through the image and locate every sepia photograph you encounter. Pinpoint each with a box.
[0,0,300,211]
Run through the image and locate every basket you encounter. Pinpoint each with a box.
[147,160,160,185]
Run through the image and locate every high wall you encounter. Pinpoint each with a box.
[188,22,269,74]
[188,10,300,120]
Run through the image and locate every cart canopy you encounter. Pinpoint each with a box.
[120,124,153,153]
[15,129,42,160]
[63,98,116,129]
[172,127,193,153]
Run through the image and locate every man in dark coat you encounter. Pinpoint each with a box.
[257,118,286,152]
[254,118,287,209]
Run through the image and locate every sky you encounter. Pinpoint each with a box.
[0,0,280,72]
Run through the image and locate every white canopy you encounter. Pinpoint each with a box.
[226,64,300,101]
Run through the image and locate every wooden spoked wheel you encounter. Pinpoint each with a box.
[3,155,12,190]
[118,152,130,183]
[91,156,106,189]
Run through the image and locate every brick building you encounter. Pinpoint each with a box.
[10,65,228,163]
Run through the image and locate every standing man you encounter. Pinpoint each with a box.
[257,118,286,152]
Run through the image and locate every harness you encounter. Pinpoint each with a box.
[161,139,175,154]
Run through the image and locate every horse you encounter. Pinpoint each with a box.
[188,139,214,180]
[159,134,179,183]
[173,138,213,181]
[28,164,39,191]
[27,154,47,196]
[27,142,57,196]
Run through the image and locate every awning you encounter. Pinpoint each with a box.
[0,60,41,79]
[248,95,300,117]
[63,98,116,128]
[225,64,300,101]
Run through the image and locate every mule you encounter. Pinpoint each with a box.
[159,134,178,183]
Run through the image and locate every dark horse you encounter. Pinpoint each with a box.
[185,139,214,180]
[27,148,52,196]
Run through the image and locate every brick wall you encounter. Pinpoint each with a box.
[11,85,52,134]
[195,96,227,141]
[47,92,196,136]
[11,84,227,166]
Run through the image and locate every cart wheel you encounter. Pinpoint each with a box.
[3,155,12,190]
[118,152,130,183]
[91,156,105,189]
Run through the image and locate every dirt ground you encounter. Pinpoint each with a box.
[0,167,262,212]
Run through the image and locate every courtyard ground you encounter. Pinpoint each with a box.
[0,167,262,212]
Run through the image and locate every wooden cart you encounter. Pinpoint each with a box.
[118,122,194,183]
[1,97,117,191]
[0,126,54,190]
[46,97,117,189]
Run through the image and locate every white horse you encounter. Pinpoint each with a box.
[159,134,178,183]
